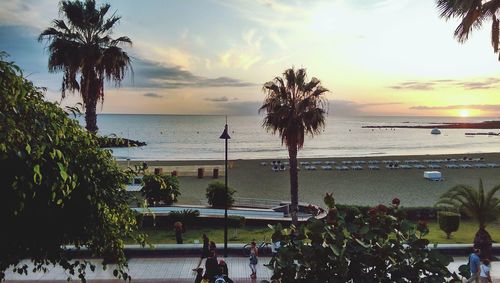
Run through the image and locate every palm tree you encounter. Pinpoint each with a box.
[259,68,329,225]
[436,179,500,259]
[436,0,500,60]
[39,0,132,133]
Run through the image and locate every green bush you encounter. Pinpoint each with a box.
[0,53,144,281]
[438,211,460,239]
[206,182,236,208]
[169,209,200,226]
[263,194,460,282]
[141,174,180,206]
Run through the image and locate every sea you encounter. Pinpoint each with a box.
[78,114,500,161]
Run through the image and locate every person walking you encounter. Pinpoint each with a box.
[204,250,219,282]
[249,241,259,279]
[479,259,492,283]
[174,221,183,244]
[466,248,481,283]
[193,234,210,271]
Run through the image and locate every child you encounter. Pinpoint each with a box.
[249,241,259,279]
[479,259,492,283]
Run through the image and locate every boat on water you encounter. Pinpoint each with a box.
[431,128,441,135]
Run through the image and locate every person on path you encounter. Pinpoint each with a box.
[249,241,259,279]
[479,259,492,283]
[204,250,219,282]
[215,259,233,283]
[193,234,210,271]
[174,221,183,244]
[467,248,481,283]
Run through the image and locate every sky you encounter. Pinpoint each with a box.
[1,0,500,117]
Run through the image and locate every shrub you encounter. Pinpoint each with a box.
[263,193,460,283]
[169,209,200,227]
[206,182,236,207]
[141,174,180,206]
[0,54,144,281]
[438,211,460,239]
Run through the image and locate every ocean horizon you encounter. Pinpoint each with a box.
[77,114,500,161]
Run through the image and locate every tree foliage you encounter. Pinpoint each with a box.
[141,174,180,206]
[436,179,500,259]
[438,211,461,239]
[436,0,500,60]
[38,0,132,133]
[263,194,460,283]
[259,67,328,225]
[205,181,236,208]
[0,53,144,281]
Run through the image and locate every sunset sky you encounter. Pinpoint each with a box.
[1,0,500,117]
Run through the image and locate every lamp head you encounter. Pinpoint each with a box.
[219,124,231,140]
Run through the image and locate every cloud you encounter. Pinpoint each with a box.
[410,104,500,111]
[389,81,435,91]
[143,92,163,98]
[456,78,500,90]
[205,96,229,102]
[390,78,500,91]
[125,58,255,89]
[213,101,262,116]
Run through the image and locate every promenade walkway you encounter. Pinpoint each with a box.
[4,256,500,282]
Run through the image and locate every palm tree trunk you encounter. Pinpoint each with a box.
[474,226,493,259]
[288,144,299,226]
[84,98,98,134]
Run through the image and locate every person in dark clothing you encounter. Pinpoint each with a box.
[216,259,234,283]
[204,250,219,282]
[174,221,183,244]
[193,234,210,270]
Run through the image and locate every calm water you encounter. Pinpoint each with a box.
[81,115,500,160]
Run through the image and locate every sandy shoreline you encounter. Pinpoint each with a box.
[119,152,500,207]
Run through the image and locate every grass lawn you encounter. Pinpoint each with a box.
[131,220,499,245]
[129,226,273,245]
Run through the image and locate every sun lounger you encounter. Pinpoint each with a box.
[354,160,366,164]
[445,164,459,169]
[342,160,352,165]
[321,165,333,170]
[335,166,349,171]
[368,165,380,170]
[474,163,487,168]
[272,165,280,171]
[459,164,472,168]
[368,160,380,164]
[312,161,322,165]
[300,161,310,165]
[351,165,363,170]
[486,163,498,168]
[400,164,412,169]
[413,164,426,169]
[428,164,441,169]
[260,161,267,166]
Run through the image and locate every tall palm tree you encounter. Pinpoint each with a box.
[39,0,132,133]
[436,0,500,60]
[259,68,329,225]
[436,179,500,259]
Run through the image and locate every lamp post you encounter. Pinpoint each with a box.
[219,117,231,257]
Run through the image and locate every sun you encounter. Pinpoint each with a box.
[459,109,470,117]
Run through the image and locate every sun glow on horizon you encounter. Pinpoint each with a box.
[459,109,470,117]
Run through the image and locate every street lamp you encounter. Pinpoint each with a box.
[219,118,231,257]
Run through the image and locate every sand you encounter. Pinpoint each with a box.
[119,153,500,208]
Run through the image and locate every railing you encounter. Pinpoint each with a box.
[233,197,282,209]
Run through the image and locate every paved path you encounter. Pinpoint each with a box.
[4,257,500,282]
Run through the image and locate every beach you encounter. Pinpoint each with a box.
[119,152,500,208]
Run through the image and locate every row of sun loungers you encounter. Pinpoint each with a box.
[263,158,496,172]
